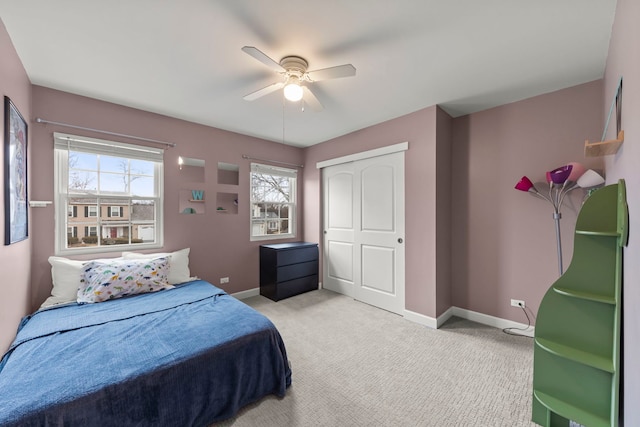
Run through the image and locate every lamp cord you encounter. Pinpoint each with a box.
[502,304,536,338]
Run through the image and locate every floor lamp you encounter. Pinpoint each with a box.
[514,163,605,276]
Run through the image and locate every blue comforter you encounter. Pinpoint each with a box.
[0,280,291,426]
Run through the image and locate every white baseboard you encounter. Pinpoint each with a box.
[234,282,323,299]
[232,288,535,337]
[403,309,439,329]
[451,307,535,337]
[403,306,534,337]
[231,287,260,300]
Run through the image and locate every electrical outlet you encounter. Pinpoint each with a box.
[511,299,525,308]
[220,277,229,284]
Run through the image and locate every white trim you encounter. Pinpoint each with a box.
[403,308,438,329]
[436,306,455,328]
[316,141,409,169]
[451,307,535,337]
[403,306,455,329]
[231,287,260,300]
[403,306,534,337]
[229,288,535,337]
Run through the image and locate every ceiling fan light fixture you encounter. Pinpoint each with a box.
[284,81,303,102]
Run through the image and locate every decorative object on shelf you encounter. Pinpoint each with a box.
[532,180,627,427]
[191,190,204,201]
[585,76,624,157]
[4,96,28,245]
[182,207,196,214]
[514,163,605,276]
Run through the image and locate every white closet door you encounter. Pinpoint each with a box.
[323,164,356,297]
[323,151,405,314]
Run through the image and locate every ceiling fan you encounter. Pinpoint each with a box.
[241,46,356,112]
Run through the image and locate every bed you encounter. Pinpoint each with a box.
[0,279,291,426]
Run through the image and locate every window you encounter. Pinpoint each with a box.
[109,206,122,217]
[250,163,296,241]
[54,132,164,255]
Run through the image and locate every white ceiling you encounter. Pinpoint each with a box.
[0,1,616,147]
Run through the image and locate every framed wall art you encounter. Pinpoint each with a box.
[4,96,28,245]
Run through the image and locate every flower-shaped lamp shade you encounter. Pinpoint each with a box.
[545,171,552,183]
[577,169,605,188]
[515,176,535,192]
[567,162,586,182]
[549,165,573,184]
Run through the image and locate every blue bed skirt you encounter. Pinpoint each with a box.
[0,280,291,426]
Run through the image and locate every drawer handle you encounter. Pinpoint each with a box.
[398,238,403,243]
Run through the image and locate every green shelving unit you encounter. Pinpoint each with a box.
[532,180,628,427]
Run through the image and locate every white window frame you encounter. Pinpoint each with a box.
[110,206,121,217]
[250,163,296,241]
[87,205,98,217]
[54,132,164,255]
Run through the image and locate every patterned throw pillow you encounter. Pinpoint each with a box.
[77,257,174,303]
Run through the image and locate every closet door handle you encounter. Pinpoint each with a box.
[398,238,403,244]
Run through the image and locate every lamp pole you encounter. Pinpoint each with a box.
[553,211,563,275]
[525,180,577,277]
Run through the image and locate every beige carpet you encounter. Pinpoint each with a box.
[214,289,537,427]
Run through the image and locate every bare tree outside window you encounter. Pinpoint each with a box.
[69,152,95,191]
[251,172,290,203]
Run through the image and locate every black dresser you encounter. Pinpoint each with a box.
[259,242,319,301]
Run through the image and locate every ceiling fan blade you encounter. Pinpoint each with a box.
[243,81,285,101]
[306,64,356,82]
[302,86,324,112]
[241,46,285,73]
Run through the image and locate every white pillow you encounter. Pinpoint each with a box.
[121,248,193,285]
[41,256,123,309]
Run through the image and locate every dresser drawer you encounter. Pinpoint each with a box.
[274,275,318,300]
[276,260,318,282]
[276,246,318,266]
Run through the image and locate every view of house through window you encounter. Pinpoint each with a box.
[250,163,296,240]
[54,133,164,254]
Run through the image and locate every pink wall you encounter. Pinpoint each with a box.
[29,86,304,312]
[0,21,32,352]
[303,106,452,318]
[601,0,640,423]
[435,108,452,315]
[451,80,604,323]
